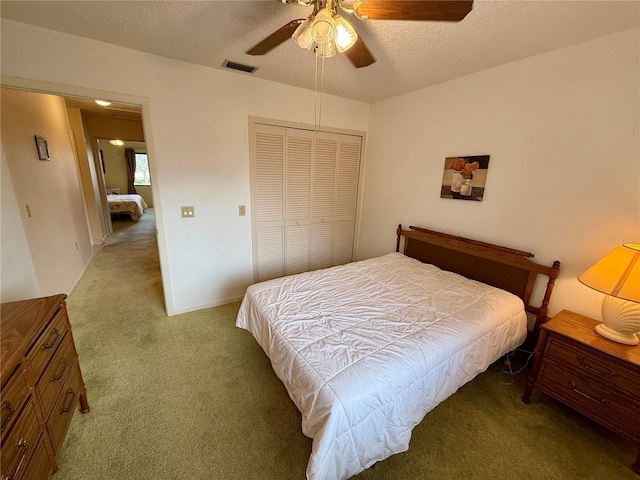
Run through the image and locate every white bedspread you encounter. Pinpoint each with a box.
[236,252,527,480]
[107,194,148,221]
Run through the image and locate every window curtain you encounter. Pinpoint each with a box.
[125,148,137,194]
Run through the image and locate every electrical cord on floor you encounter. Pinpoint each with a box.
[498,348,535,385]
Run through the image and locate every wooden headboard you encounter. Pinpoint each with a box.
[396,225,561,344]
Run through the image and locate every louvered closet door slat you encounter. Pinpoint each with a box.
[312,136,338,218]
[310,222,332,271]
[332,219,355,266]
[254,125,285,222]
[286,224,310,275]
[256,224,284,282]
[335,138,361,218]
[286,130,313,220]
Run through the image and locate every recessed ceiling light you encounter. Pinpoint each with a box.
[95,100,111,107]
[109,139,124,146]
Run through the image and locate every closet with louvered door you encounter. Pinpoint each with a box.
[252,124,286,282]
[332,134,361,266]
[284,129,313,276]
[251,122,363,283]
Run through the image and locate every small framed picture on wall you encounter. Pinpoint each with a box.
[440,155,490,201]
[34,135,50,160]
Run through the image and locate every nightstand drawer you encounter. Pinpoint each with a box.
[539,359,640,441]
[545,334,640,395]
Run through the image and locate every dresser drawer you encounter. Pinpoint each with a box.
[1,371,29,440]
[0,400,42,480]
[539,359,640,441]
[36,333,74,420]
[545,334,640,396]
[27,309,67,381]
[19,436,52,480]
[49,368,81,454]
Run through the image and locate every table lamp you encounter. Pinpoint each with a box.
[578,243,640,345]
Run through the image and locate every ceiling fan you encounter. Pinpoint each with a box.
[247,0,474,68]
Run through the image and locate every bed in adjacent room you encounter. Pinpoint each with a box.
[106,193,148,221]
[236,225,560,480]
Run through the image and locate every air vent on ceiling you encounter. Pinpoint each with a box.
[222,60,258,74]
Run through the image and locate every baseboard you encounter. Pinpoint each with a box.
[170,295,245,316]
[67,252,96,296]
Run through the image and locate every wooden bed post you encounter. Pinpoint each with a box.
[396,224,402,253]
[530,260,561,346]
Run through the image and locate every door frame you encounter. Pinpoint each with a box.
[1,75,174,315]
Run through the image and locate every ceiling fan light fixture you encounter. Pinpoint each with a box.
[333,14,357,52]
[311,8,335,45]
[292,17,314,50]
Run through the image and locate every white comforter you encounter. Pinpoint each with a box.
[236,252,527,480]
[107,194,148,221]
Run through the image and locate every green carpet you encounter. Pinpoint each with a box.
[60,209,638,480]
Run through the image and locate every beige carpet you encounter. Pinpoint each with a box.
[60,209,638,480]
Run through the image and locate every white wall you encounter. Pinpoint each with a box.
[1,145,40,302]
[360,28,640,322]
[1,19,370,314]
[1,88,94,299]
[100,140,129,194]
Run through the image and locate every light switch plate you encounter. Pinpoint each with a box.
[239,205,246,216]
[181,206,195,218]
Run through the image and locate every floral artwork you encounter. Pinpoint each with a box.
[440,155,490,201]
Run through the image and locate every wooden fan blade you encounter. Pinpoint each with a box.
[357,1,473,21]
[246,19,305,55]
[345,37,376,68]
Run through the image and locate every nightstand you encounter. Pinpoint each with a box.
[522,309,640,475]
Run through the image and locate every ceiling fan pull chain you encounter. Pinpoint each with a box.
[319,53,325,131]
[314,50,319,133]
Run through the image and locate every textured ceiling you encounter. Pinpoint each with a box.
[2,1,638,103]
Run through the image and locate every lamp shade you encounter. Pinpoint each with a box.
[292,18,314,50]
[315,39,336,58]
[578,244,640,303]
[311,8,335,45]
[333,15,358,52]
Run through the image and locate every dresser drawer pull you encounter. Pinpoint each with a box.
[3,438,29,480]
[42,328,61,350]
[51,357,69,382]
[61,388,77,414]
[570,381,607,404]
[1,401,16,431]
[576,356,618,378]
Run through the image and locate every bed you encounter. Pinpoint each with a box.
[107,194,148,221]
[236,225,561,480]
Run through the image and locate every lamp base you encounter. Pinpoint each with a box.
[595,295,640,346]
[595,323,639,346]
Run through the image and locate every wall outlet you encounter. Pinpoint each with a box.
[181,206,195,218]
[239,205,246,216]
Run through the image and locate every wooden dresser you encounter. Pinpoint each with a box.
[522,309,640,475]
[1,294,89,480]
